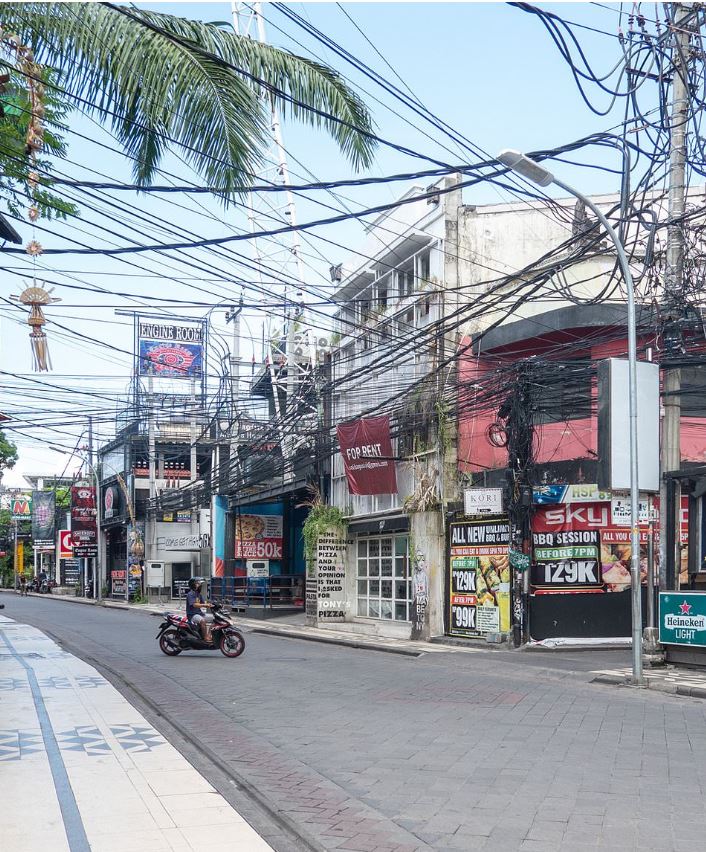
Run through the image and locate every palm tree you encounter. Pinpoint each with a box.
[1,3,376,197]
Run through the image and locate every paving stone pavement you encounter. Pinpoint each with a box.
[9,596,706,852]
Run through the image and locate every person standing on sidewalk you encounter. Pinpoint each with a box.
[19,575,27,596]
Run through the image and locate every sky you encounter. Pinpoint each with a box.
[0,1,671,487]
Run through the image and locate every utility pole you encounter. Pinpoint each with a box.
[148,374,156,568]
[225,300,243,489]
[660,3,692,590]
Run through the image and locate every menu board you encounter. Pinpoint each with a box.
[448,517,510,637]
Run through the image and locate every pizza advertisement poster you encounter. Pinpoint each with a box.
[448,518,510,637]
[234,514,283,559]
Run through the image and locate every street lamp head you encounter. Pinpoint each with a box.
[496,149,555,188]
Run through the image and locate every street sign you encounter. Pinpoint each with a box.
[659,593,706,647]
[463,487,503,516]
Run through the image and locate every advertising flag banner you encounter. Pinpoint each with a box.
[59,530,73,560]
[31,490,55,546]
[137,320,204,378]
[336,415,397,495]
[71,485,97,558]
[10,494,32,521]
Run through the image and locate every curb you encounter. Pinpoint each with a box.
[591,672,706,700]
[251,627,423,657]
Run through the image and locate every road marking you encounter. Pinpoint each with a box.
[0,627,90,852]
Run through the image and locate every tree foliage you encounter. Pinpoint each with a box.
[0,432,18,474]
[0,67,77,220]
[1,3,376,200]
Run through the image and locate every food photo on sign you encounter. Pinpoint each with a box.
[530,501,688,593]
[234,513,283,559]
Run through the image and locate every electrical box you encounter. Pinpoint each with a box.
[146,561,165,587]
[246,559,269,578]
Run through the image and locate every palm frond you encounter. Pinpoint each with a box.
[0,3,376,196]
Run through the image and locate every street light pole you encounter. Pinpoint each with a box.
[496,150,643,684]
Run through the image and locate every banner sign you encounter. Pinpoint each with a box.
[448,517,510,637]
[659,593,706,647]
[235,514,283,559]
[531,529,601,588]
[10,494,32,521]
[162,533,210,551]
[316,529,348,622]
[138,321,204,378]
[31,490,55,546]
[59,530,73,560]
[71,485,97,557]
[336,415,397,495]
[532,484,610,505]
[531,501,687,594]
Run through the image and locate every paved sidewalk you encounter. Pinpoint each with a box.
[0,613,272,852]
[592,664,706,699]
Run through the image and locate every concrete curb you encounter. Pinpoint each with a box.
[591,672,706,700]
[251,627,423,657]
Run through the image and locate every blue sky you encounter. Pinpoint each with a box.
[0,2,663,483]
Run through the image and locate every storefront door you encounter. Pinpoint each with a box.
[356,534,410,621]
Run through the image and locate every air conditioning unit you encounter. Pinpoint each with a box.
[317,336,330,349]
[294,346,305,357]
[425,183,440,205]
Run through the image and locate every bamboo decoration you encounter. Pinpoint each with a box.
[1,29,58,370]
[9,281,61,371]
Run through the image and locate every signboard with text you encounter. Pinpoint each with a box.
[447,517,510,637]
[336,415,397,495]
[464,488,503,516]
[138,320,204,378]
[234,514,283,559]
[659,593,706,647]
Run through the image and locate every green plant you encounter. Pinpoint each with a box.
[3,3,375,197]
[302,500,347,564]
[435,398,451,454]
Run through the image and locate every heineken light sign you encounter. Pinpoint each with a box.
[659,593,706,647]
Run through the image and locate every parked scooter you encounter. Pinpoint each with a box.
[156,602,245,658]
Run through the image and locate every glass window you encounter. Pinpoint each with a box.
[355,534,410,621]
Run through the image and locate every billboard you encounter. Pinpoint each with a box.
[10,494,32,521]
[137,320,204,378]
[336,415,397,495]
[235,513,283,559]
[31,490,55,546]
[448,518,511,637]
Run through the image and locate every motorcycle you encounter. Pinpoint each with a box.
[156,602,245,658]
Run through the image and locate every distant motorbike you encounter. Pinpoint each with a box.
[156,602,245,658]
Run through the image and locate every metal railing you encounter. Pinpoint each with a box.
[209,575,305,609]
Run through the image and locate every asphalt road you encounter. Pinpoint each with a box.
[6,594,706,852]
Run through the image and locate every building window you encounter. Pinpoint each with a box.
[417,250,431,285]
[398,266,414,299]
[356,534,410,620]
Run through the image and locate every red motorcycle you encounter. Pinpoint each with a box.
[156,602,245,658]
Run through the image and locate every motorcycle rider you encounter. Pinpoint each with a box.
[185,578,212,641]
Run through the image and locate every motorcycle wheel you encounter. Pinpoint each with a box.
[219,629,245,658]
[159,629,182,656]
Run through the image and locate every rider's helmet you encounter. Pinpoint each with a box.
[188,577,201,591]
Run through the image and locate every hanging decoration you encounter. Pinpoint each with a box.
[9,281,61,371]
[1,29,58,370]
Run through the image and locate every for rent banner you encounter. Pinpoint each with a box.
[31,490,55,546]
[448,517,510,637]
[337,415,397,495]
